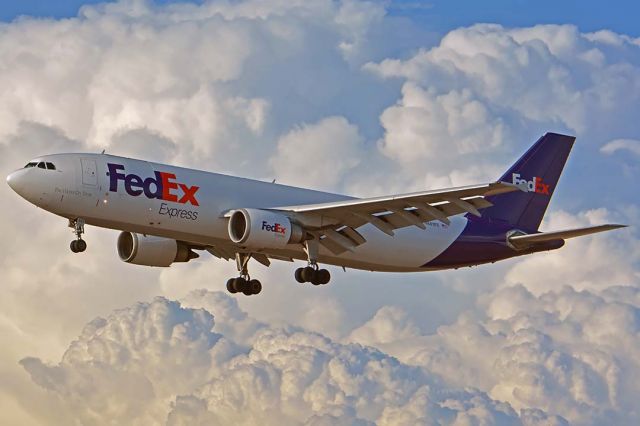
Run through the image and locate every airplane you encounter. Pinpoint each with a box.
[6,132,626,296]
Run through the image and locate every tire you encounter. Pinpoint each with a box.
[301,266,316,283]
[294,268,305,283]
[226,278,237,294]
[242,279,255,296]
[249,279,262,295]
[233,277,247,293]
[76,239,87,252]
[70,240,79,253]
[317,269,331,285]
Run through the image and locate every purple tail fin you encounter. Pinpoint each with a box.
[482,132,575,231]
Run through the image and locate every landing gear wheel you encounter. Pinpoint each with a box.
[317,269,330,285]
[241,279,254,296]
[301,266,316,283]
[249,279,262,295]
[310,270,322,286]
[75,239,87,252]
[226,278,238,294]
[295,266,331,285]
[233,277,247,294]
[69,218,87,253]
[226,253,265,296]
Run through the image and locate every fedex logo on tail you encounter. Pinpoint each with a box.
[108,163,200,206]
[262,221,287,235]
[512,173,550,195]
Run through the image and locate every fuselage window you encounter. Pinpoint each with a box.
[46,162,56,170]
[24,162,38,168]
[37,162,46,169]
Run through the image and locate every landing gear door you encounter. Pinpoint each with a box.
[81,158,98,186]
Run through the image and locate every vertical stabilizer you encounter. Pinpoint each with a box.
[483,132,575,231]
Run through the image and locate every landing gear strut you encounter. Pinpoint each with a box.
[295,237,331,285]
[226,252,262,296]
[69,218,87,253]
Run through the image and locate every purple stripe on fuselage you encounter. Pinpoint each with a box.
[423,215,564,269]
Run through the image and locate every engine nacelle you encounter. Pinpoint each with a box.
[228,208,305,249]
[117,232,199,267]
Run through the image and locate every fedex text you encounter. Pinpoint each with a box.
[108,163,200,206]
[262,221,287,235]
[512,173,550,195]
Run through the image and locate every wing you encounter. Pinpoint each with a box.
[269,181,520,255]
[204,243,293,266]
[508,224,627,250]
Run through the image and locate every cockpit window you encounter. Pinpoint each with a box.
[37,162,46,169]
[24,162,37,168]
[46,162,56,170]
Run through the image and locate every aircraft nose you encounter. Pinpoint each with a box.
[6,170,25,194]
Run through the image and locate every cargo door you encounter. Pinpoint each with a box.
[81,158,98,186]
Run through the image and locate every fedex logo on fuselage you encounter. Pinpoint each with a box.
[512,173,550,195]
[107,163,200,206]
[262,221,286,235]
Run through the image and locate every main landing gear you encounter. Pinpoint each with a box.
[295,237,331,286]
[225,238,332,296]
[226,252,262,296]
[69,218,87,253]
[295,265,330,285]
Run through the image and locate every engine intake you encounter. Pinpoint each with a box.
[117,232,198,267]
[228,208,304,249]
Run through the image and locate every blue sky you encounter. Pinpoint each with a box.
[391,0,640,37]
[2,0,640,37]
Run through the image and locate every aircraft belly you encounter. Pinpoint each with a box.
[318,217,468,269]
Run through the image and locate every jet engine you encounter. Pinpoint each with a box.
[228,208,305,249]
[117,232,199,267]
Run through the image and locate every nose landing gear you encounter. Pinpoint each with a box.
[69,218,87,253]
[226,252,262,296]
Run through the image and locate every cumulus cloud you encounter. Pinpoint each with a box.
[23,291,569,425]
[366,23,640,187]
[270,116,364,190]
[339,283,640,425]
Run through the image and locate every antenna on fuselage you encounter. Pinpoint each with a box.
[101,149,106,154]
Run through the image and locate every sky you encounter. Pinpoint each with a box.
[4,0,640,36]
[0,0,639,425]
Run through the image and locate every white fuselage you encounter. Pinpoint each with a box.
[8,153,468,272]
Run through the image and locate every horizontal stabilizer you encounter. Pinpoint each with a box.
[509,224,627,249]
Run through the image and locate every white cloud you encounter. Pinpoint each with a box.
[377,83,507,178]
[270,116,364,190]
[341,283,640,425]
[601,138,640,156]
[23,292,567,425]
[366,22,640,186]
